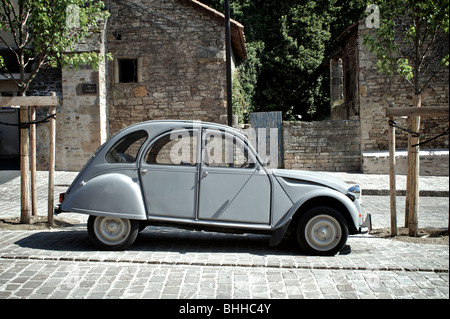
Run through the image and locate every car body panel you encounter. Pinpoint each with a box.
[273,170,362,229]
[272,169,349,195]
[60,170,147,220]
[141,165,198,219]
[198,166,271,224]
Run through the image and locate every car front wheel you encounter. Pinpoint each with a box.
[296,207,348,256]
[88,216,139,251]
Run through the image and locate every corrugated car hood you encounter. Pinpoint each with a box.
[271,169,350,194]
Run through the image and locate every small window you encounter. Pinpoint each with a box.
[106,130,148,163]
[118,58,138,83]
[203,131,255,169]
[146,130,198,166]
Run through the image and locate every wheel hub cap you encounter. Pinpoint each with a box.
[317,226,329,240]
[305,214,342,252]
[94,217,131,246]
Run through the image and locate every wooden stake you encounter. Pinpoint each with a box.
[30,106,37,217]
[1,95,59,225]
[19,105,30,224]
[408,114,420,237]
[408,94,421,237]
[48,93,57,226]
[386,104,448,237]
[405,132,411,228]
[388,103,397,237]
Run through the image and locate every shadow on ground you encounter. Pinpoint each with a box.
[13,226,351,257]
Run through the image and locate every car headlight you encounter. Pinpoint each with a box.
[347,185,361,202]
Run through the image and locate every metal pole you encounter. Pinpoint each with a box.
[225,0,232,126]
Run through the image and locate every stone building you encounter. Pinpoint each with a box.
[329,20,449,175]
[0,0,247,171]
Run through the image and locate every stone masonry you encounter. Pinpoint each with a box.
[328,19,449,175]
[283,120,361,172]
[105,0,245,136]
[357,22,449,153]
[56,26,108,171]
[33,0,246,171]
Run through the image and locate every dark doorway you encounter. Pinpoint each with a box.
[0,107,20,170]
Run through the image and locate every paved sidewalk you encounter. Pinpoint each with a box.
[326,172,449,197]
[0,170,448,299]
[0,226,449,299]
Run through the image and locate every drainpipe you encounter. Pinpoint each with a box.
[225,0,232,126]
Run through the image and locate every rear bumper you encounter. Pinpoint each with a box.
[358,213,372,234]
[54,204,63,215]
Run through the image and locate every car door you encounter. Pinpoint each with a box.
[198,129,271,224]
[140,128,200,219]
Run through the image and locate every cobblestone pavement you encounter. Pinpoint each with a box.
[0,171,448,299]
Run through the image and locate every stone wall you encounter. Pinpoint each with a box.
[106,0,229,136]
[56,28,108,171]
[330,24,359,120]
[281,119,448,175]
[362,150,449,176]
[283,120,361,172]
[357,22,449,152]
[27,68,63,170]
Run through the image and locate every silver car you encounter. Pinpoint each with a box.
[56,120,371,255]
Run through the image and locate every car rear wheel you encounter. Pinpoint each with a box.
[296,207,348,256]
[88,216,139,251]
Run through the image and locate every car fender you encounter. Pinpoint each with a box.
[60,172,147,220]
[270,188,360,246]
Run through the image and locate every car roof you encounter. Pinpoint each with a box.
[114,120,240,138]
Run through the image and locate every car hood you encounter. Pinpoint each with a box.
[270,169,350,194]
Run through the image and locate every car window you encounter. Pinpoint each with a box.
[106,130,148,164]
[203,131,255,169]
[146,130,198,166]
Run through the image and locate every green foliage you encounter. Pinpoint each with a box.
[203,0,366,121]
[362,0,449,95]
[231,40,264,123]
[0,0,109,94]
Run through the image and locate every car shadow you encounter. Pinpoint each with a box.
[14,226,351,257]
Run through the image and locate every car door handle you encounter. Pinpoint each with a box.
[201,171,209,180]
[141,169,148,176]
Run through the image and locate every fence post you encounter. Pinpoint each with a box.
[48,92,57,226]
[388,103,397,236]
[19,105,30,224]
[30,106,37,217]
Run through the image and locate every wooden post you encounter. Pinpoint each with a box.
[19,105,30,224]
[1,95,59,225]
[388,103,397,236]
[48,92,57,226]
[405,133,411,228]
[386,105,448,237]
[408,113,420,237]
[30,106,37,217]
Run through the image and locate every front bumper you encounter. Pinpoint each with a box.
[359,213,372,234]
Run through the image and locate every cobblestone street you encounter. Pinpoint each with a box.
[0,171,448,300]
